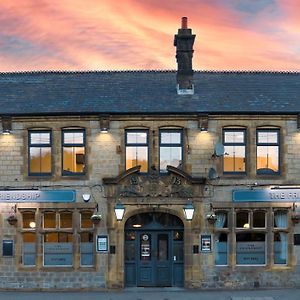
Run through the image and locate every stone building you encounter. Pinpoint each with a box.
[0,17,300,290]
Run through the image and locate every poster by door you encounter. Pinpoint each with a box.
[200,234,212,252]
[96,235,108,252]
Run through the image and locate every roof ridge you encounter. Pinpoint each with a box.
[0,69,299,75]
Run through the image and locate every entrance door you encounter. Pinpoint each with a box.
[137,231,171,286]
[124,212,184,287]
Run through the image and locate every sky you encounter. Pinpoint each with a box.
[0,0,299,72]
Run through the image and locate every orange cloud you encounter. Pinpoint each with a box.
[0,0,299,71]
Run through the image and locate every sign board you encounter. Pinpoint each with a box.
[96,235,108,252]
[0,190,76,203]
[233,189,300,202]
[200,234,212,252]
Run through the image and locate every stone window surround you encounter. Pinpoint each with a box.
[214,204,291,268]
[17,203,96,271]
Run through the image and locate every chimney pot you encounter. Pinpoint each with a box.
[181,17,188,29]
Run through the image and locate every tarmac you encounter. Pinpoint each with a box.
[0,288,299,300]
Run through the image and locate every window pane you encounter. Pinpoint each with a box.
[60,212,72,228]
[224,146,245,172]
[215,233,227,265]
[160,146,182,172]
[125,242,135,261]
[215,212,227,228]
[127,132,147,144]
[173,242,184,261]
[23,233,36,266]
[236,233,265,265]
[43,212,56,228]
[30,132,50,145]
[80,232,94,266]
[22,212,36,229]
[81,211,93,228]
[236,211,249,228]
[64,131,84,144]
[126,146,148,172]
[253,211,265,228]
[44,233,73,266]
[274,211,288,228]
[257,131,278,144]
[63,146,85,174]
[274,232,287,264]
[29,147,51,173]
[257,146,279,174]
[157,234,168,261]
[161,132,181,144]
[224,131,244,144]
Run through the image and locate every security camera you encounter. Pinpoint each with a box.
[82,194,91,202]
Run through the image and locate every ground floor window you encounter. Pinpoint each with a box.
[21,209,95,269]
[214,208,289,266]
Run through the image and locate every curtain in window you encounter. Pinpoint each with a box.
[274,212,287,261]
[215,212,227,264]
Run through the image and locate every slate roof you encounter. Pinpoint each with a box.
[0,70,299,116]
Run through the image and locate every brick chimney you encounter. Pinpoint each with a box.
[174,17,196,94]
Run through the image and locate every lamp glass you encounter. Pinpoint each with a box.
[183,202,194,221]
[114,203,125,221]
[29,221,36,229]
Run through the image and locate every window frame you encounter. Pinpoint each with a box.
[28,130,52,176]
[159,129,184,173]
[62,128,86,176]
[222,128,246,175]
[256,128,280,175]
[125,129,149,173]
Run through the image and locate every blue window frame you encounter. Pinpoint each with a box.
[223,128,246,174]
[125,129,149,173]
[62,129,86,176]
[256,128,280,175]
[159,129,183,173]
[28,130,52,176]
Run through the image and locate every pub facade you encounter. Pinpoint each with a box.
[0,18,300,290]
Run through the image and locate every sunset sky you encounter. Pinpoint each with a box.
[0,0,299,72]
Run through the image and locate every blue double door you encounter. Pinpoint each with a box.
[125,229,184,287]
[137,231,172,286]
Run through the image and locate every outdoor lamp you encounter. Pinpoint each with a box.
[114,202,125,221]
[2,116,12,135]
[198,114,209,132]
[183,201,195,221]
[99,115,110,133]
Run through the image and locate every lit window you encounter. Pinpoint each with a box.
[223,129,246,173]
[256,129,279,175]
[62,129,86,175]
[125,130,148,172]
[29,131,51,175]
[159,130,183,173]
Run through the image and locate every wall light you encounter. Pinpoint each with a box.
[1,116,12,135]
[99,115,110,133]
[82,193,91,202]
[114,202,125,221]
[183,201,195,221]
[198,114,209,132]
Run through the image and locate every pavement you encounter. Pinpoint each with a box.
[0,288,299,300]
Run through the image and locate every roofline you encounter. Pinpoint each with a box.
[0,69,299,75]
[1,111,300,118]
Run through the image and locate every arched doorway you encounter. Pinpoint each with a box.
[124,212,184,287]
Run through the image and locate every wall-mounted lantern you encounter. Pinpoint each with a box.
[114,202,125,221]
[91,203,102,225]
[7,205,17,226]
[1,116,12,135]
[183,201,195,221]
[99,115,110,133]
[198,114,209,132]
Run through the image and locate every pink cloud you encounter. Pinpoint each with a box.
[0,0,299,71]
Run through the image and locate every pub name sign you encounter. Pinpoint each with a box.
[233,188,300,202]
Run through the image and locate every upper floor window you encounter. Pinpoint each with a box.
[223,128,246,174]
[28,130,52,176]
[62,129,86,175]
[159,129,183,173]
[256,128,279,175]
[125,130,148,173]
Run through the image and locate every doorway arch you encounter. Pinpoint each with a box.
[124,212,184,287]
